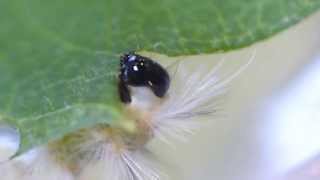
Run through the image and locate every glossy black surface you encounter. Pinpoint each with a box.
[118,52,170,103]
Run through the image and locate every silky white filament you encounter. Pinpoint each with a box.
[152,51,256,144]
[0,148,74,180]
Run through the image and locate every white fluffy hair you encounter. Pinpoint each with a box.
[152,52,255,144]
[0,51,255,180]
[0,148,74,180]
[78,145,163,180]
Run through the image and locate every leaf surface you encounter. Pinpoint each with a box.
[0,0,319,154]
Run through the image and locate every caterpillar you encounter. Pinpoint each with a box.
[0,51,255,180]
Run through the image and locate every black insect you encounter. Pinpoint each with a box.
[118,52,170,103]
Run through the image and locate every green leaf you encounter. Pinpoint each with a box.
[0,0,319,154]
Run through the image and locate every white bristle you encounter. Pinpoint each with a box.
[151,51,256,144]
[0,147,74,180]
[77,142,164,180]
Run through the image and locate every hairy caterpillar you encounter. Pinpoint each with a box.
[0,51,255,180]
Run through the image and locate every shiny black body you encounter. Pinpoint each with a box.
[118,52,170,103]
